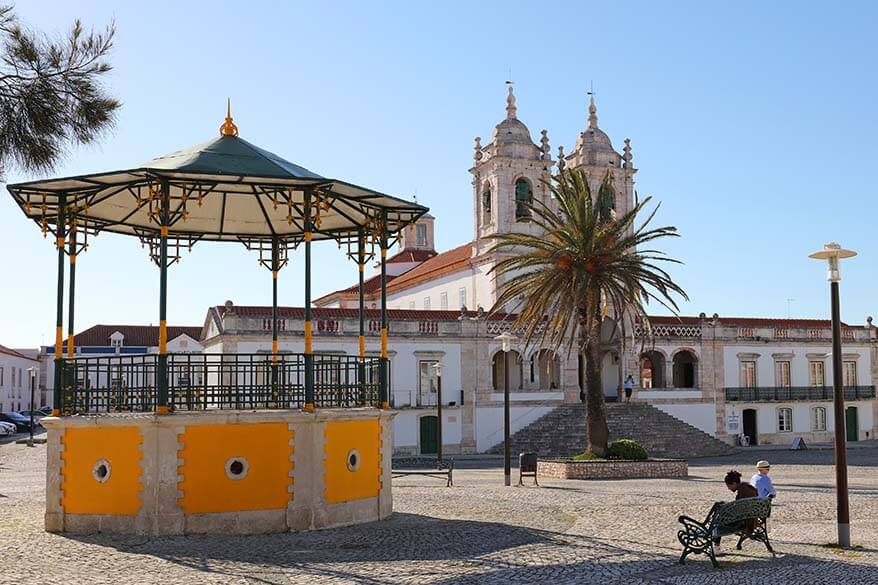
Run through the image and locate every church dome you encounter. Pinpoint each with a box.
[575,126,614,151]
[490,85,536,146]
[491,117,534,145]
[572,94,618,154]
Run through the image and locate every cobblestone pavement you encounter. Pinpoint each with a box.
[2,441,877,584]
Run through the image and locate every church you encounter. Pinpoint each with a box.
[199,87,877,456]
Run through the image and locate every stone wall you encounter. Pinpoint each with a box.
[537,458,688,480]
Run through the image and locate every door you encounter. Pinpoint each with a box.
[419,415,438,454]
[846,406,859,442]
[743,409,758,446]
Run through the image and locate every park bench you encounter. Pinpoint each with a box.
[391,457,454,487]
[677,497,774,568]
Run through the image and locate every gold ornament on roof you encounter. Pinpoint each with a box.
[219,98,239,137]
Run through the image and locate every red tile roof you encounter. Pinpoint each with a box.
[386,249,437,264]
[386,242,474,292]
[314,243,469,303]
[315,273,398,304]
[65,324,203,347]
[0,344,37,361]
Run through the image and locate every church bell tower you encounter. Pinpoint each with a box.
[470,85,553,258]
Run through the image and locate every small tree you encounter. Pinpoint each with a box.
[0,4,120,179]
[489,168,687,456]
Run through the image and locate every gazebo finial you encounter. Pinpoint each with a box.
[220,98,239,137]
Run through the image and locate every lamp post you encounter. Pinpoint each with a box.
[809,241,856,548]
[27,367,36,447]
[495,332,517,486]
[432,362,443,462]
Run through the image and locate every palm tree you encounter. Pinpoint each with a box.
[488,168,687,456]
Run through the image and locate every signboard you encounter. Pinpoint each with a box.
[726,413,740,433]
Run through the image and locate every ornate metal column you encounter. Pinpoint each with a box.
[271,236,280,403]
[303,190,315,412]
[156,179,170,413]
[357,229,367,404]
[379,211,389,408]
[52,193,67,416]
[66,226,77,360]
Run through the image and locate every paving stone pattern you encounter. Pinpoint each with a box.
[487,403,738,459]
[1,440,878,584]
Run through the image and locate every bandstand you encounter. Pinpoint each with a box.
[6,105,427,534]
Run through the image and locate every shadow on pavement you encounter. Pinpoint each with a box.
[62,513,564,581]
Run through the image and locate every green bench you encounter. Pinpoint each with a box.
[677,497,775,568]
[391,457,454,487]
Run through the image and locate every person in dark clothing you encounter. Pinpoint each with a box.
[713,470,759,548]
[724,470,758,499]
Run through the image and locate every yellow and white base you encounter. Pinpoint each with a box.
[42,409,395,535]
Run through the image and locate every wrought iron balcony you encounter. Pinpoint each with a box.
[58,353,385,414]
[724,385,875,402]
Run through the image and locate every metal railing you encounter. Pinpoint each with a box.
[724,385,875,402]
[59,353,384,414]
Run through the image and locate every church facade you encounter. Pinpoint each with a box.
[199,88,877,454]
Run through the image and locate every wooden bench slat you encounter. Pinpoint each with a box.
[391,458,454,487]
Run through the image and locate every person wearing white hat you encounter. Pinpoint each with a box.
[750,460,776,499]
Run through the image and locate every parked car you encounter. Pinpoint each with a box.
[38,406,52,416]
[0,412,39,433]
[19,410,46,420]
[0,421,16,436]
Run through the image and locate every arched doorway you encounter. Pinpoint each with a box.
[419,415,438,454]
[492,350,523,391]
[601,352,620,400]
[640,351,665,389]
[846,406,859,442]
[536,349,561,389]
[743,408,758,446]
[673,350,698,388]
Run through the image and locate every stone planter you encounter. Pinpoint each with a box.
[537,458,687,480]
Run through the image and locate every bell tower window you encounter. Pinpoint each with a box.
[416,224,427,247]
[514,178,533,221]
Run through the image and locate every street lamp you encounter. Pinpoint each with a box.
[431,362,443,462]
[27,367,37,447]
[494,331,517,486]
[809,241,856,548]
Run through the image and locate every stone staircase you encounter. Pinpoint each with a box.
[486,402,737,459]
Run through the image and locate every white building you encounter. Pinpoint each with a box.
[0,343,40,413]
[41,324,204,407]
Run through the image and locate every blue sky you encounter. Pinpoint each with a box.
[2,1,876,347]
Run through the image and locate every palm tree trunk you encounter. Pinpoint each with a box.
[581,303,610,457]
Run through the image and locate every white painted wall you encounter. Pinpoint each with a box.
[0,351,39,412]
[393,408,462,451]
[725,401,875,437]
[388,267,478,311]
[473,263,494,311]
[722,345,871,387]
[166,334,204,354]
[475,405,554,452]
[654,404,716,435]
[639,390,702,400]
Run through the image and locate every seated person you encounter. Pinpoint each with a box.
[750,460,777,499]
[725,469,758,500]
[713,469,759,546]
